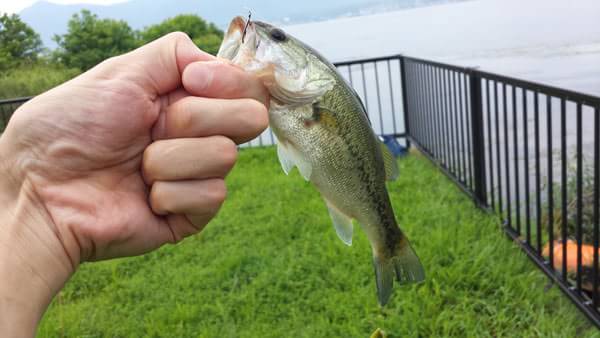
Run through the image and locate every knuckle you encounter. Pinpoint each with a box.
[165,31,191,43]
[142,143,160,181]
[149,182,169,214]
[169,98,194,134]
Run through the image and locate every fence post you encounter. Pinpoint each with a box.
[399,56,411,148]
[468,70,488,207]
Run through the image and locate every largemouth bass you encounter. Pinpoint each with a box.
[217,16,425,305]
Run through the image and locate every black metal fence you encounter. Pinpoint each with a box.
[2,55,600,327]
[403,56,600,327]
[0,97,29,132]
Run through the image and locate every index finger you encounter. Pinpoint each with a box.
[182,61,269,107]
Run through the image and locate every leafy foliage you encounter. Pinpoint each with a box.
[2,11,224,98]
[37,148,598,337]
[53,10,138,71]
[0,63,80,99]
[0,13,43,71]
[139,14,223,55]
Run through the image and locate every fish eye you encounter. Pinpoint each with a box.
[270,28,287,42]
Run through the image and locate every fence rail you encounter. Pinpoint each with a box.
[2,54,600,327]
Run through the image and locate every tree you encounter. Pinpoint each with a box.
[139,14,223,55]
[0,14,43,71]
[53,10,138,71]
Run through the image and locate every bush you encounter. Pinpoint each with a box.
[138,14,223,55]
[0,63,80,99]
[53,10,138,71]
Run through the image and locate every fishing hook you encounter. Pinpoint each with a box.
[242,11,252,43]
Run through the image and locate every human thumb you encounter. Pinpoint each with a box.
[89,32,215,96]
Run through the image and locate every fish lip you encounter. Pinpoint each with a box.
[227,16,247,36]
[217,16,261,61]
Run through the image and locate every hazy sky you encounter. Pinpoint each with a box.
[0,0,127,14]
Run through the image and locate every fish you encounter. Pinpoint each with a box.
[217,15,425,305]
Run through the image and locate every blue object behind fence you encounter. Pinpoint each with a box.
[380,135,407,157]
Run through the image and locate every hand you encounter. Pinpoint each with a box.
[0,32,268,336]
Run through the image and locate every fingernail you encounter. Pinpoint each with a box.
[184,61,217,93]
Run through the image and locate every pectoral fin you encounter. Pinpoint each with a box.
[379,141,399,181]
[325,201,353,246]
[277,142,295,175]
[276,142,312,181]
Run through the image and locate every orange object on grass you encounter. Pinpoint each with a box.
[542,240,597,273]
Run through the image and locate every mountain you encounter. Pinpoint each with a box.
[19,0,467,48]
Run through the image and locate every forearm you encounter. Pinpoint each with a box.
[0,241,55,338]
[0,147,73,337]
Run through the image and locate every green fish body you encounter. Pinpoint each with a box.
[218,16,424,305]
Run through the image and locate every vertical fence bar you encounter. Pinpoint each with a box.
[400,57,410,147]
[347,65,354,87]
[547,95,555,269]
[439,69,447,166]
[464,74,474,190]
[523,90,531,244]
[431,66,441,161]
[410,63,421,145]
[360,63,370,121]
[486,79,495,208]
[443,69,454,173]
[443,69,452,170]
[429,65,439,156]
[494,81,503,214]
[513,86,521,235]
[534,91,542,254]
[387,59,398,136]
[374,61,384,135]
[455,73,467,185]
[450,71,459,176]
[469,71,487,206]
[418,64,428,151]
[575,102,583,292]
[561,98,568,281]
[461,74,472,187]
[503,83,512,227]
[424,64,432,152]
[405,62,415,142]
[420,64,430,152]
[594,104,600,307]
[415,63,424,146]
[452,72,464,183]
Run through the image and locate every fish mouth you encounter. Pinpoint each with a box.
[217,16,258,61]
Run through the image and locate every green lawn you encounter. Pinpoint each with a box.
[38,146,598,337]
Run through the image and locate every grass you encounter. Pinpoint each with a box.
[38,147,599,337]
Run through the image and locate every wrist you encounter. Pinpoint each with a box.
[0,142,73,336]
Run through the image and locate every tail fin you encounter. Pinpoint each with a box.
[373,238,425,306]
